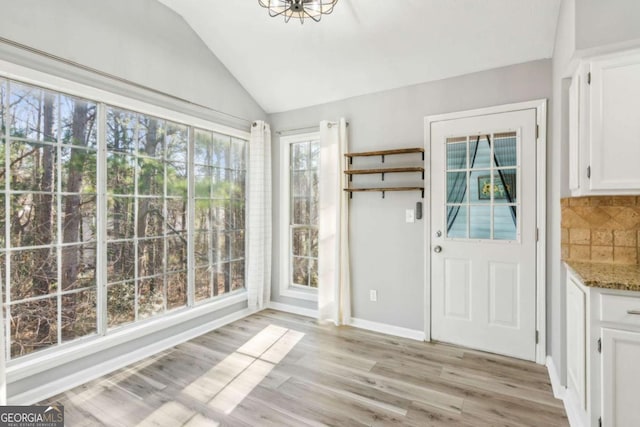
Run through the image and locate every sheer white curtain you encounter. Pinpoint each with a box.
[318,118,351,325]
[247,120,272,310]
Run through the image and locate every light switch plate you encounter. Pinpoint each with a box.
[406,209,415,223]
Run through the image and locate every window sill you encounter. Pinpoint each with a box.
[280,286,318,302]
[6,291,248,383]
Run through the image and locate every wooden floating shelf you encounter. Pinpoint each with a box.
[344,167,424,175]
[344,148,424,158]
[343,187,424,199]
[344,166,425,181]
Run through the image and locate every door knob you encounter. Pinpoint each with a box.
[434,245,442,253]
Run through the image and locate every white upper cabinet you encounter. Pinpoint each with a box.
[570,49,640,196]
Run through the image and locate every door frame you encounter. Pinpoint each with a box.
[424,99,547,364]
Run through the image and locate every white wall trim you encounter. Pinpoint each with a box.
[547,356,584,427]
[267,302,319,319]
[10,307,258,405]
[348,318,426,342]
[424,99,548,364]
[547,355,566,399]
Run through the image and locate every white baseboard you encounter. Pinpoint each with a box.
[11,308,257,405]
[546,355,584,427]
[266,301,318,319]
[546,355,566,399]
[348,317,425,341]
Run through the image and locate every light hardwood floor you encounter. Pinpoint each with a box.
[42,309,568,426]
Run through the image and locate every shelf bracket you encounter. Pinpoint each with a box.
[382,190,386,199]
[422,152,424,161]
[421,189,424,198]
[381,154,385,163]
[421,170,424,180]
[349,191,353,199]
[382,172,385,181]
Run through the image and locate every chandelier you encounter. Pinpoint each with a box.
[258,0,339,24]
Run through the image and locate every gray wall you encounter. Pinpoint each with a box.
[269,59,552,330]
[576,0,640,50]
[0,0,266,125]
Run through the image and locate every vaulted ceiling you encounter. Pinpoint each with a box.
[158,0,561,113]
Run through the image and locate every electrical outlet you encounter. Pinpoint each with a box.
[405,209,415,223]
[369,290,377,302]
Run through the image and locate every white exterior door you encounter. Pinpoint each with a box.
[430,109,537,361]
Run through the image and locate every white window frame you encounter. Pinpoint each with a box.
[279,132,319,302]
[0,59,251,374]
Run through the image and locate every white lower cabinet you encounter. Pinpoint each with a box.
[601,328,640,426]
[565,270,640,426]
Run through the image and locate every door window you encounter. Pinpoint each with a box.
[445,132,519,241]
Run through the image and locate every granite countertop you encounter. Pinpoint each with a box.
[565,261,640,292]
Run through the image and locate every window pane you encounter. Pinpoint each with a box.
[138,198,164,238]
[447,172,467,204]
[493,169,517,204]
[213,263,230,296]
[10,193,58,247]
[212,133,230,168]
[9,83,57,142]
[62,194,96,244]
[10,297,58,358]
[107,241,135,284]
[469,135,491,169]
[293,198,310,225]
[194,231,210,267]
[195,267,211,302]
[309,259,318,288]
[494,206,517,240]
[60,243,96,292]
[137,157,163,195]
[107,153,135,195]
[106,109,136,154]
[470,170,492,204]
[166,198,187,233]
[446,140,466,170]
[61,289,97,342]
[292,142,309,170]
[447,205,467,238]
[470,206,491,239]
[138,276,165,319]
[60,95,97,149]
[194,129,213,166]
[11,248,57,300]
[107,282,135,329]
[230,230,245,260]
[61,147,97,193]
[292,228,310,257]
[10,141,57,193]
[138,238,164,278]
[493,132,517,167]
[107,197,135,240]
[167,272,187,310]
[310,227,319,258]
[195,166,212,198]
[137,116,164,158]
[292,257,309,287]
[165,122,188,163]
[167,162,187,198]
[231,260,244,291]
[167,235,187,272]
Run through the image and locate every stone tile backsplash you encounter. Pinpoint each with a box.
[561,196,640,265]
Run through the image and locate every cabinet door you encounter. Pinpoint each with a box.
[567,278,586,409]
[602,328,640,426]
[589,51,640,192]
[569,71,581,193]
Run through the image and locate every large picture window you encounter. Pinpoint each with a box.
[280,133,319,299]
[0,77,248,361]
